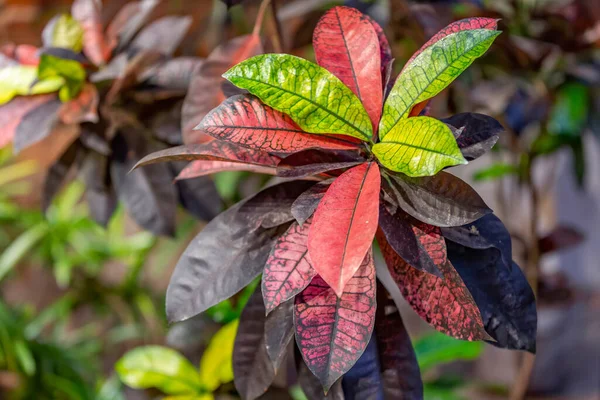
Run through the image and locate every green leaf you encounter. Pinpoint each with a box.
[548,82,589,137]
[51,14,84,52]
[163,396,214,400]
[199,319,238,391]
[38,54,86,102]
[0,223,48,282]
[115,346,203,395]
[379,29,500,139]
[14,339,36,376]
[373,116,466,177]
[0,66,63,105]
[473,163,519,182]
[223,54,373,142]
[414,332,484,373]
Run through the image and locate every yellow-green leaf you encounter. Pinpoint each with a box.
[373,116,466,177]
[379,29,500,139]
[163,396,214,400]
[50,14,84,52]
[38,54,86,102]
[0,66,63,105]
[223,54,373,142]
[115,345,203,395]
[199,319,238,391]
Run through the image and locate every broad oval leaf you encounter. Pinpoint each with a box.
[199,320,238,391]
[379,28,501,139]
[166,181,312,322]
[176,160,275,180]
[115,345,202,395]
[262,220,317,314]
[377,232,489,341]
[295,249,377,391]
[313,6,383,129]
[131,16,192,56]
[71,0,112,66]
[197,94,360,154]
[233,287,276,400]
[373,116,466,177]
[442,112,503,161]
[308,162,380,296]
[42,14,84,52]
[0,94,56,148]
[13,98,62,153]
[378,205,445,277]
[383,171,491,227]
[223,54,373,141]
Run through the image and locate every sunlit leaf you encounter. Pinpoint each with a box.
[43,14,84,52]
[308,162,380,296]
[0,66,63,105]
[380,28,500,139]
[199,320,238,391]
[373,116,466,177]
[71,0,111,66]
[224,54,373,141]
[116,346,203,395]
[295,249,376,391]
[37,54,86,102]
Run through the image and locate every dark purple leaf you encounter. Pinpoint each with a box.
[130,16,192,56]
[441,113,503,161]
[341,337,383,400]
[13,98,62,153]
[80,152,117,226]
[383,171,491,227]
[168,161,222,221]
[106,0,159,51]
[297,363,344,400]
[42,141,82,211]
[264,299,294,371]
[538,225,585,254]
[291,180,332,226]
[140,57,203,90]
[277,149,365,178]
[234,286,276,400]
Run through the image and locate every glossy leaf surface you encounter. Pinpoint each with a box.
[308,162,380,296]
[295,250,376,391]
[262,220,317,314]
[373,116,466,177]
[197,94,360,154]
[380,29,500,139]
[384,171,491,227]
[223,54,373,141]
[442,112,503,161]
[313,6,382,128]
[377,232,488,341]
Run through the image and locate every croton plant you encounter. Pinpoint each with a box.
[137,6,537,398]
[0,0,221,234]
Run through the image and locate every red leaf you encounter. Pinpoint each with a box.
[405,17,498,68]
[1,44,39,66]
[58,83,99,124]
[183,35,262,144]
[295,249,376,391]
[72,0,112,66]
[197,94,360,155]
[0,94,55,148]
[176,160,275,180]
[308,162,380,296]
[377,232,489,341]
[313,6,383,130]
[134,141,280,170]
[262,220,317,315]
[365,16,393,77]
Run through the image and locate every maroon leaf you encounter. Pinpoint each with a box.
[58,83,99,125]
[313,6,383,129]
[377,232,489,341]
[105,0,159,50]
[80,152,117,227]
[441,113,503,161]
[298,363,344,400]
[538,225,585,254]
[182,35,262,144]
[13,98,62,153]
[130,16,192,56]
[277,149,365,179]
[134,141,280,170]
[308,162,380,296]
[365,15,393,78]
[378,205,445,277]
[71,0,111,66]
[196,94,360,154]
[140,57,204,90]
[176,160,275,180]
[0,94,55,148]
[234,287,276,400]
[383,171,491,227]
[262,220,317,314]
[295,249,377,391]
[264,299,294,371]
[291,180,331,226]
[168,162,222,221]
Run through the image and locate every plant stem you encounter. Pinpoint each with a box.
[270,0,284,52]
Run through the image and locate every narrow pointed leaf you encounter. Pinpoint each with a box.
[379,29,500,139]
[168,162,222,221]
[308,162,380,296]
[262,220,317,314]
[106,0,159,50]
[166,182,309,322]
[375,286,423,400]
[313,6,382,128]
[298,364,344,400]
[197,94,360,154]
[264,299,294,371]
[377,232,488,341]
[378,205,445,277]
[0,94,55,148]
[295,250,377,391]
[71,0,111,66]
[442,113,503,161]
[277,149,365,178]
[383,171,491,227]
[373,116,466,177]
[233,287,276,400]
[291,180,331,226]
[223,54,373,141]
[176,160,275,180]
[134,141,279,170]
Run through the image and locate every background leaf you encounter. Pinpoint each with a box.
[199,320,238,391]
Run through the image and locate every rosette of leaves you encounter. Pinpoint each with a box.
[0,0,221,235]
[136,6,537,398]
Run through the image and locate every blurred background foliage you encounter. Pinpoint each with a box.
[0,0,598,399]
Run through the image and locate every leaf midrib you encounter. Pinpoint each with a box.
[376,139,465,161]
